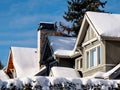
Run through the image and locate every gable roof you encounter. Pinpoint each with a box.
[48,36,80,58]
[86,12,120,37]
[6,47,39,78]
[75,11,120,48]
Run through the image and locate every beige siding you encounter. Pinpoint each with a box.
[84,26,96,43]
[83,65,106,77]
[106,41,120,70]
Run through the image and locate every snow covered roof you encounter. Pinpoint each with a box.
[48,36,80,58]
[75,11,120,49]
[10,47,39,78]
[91,72,105,79]
[88,64,120,79]
[0,70,9,80]
[104,64,120,79]
[50,67,81,78]
[86,11,120,37]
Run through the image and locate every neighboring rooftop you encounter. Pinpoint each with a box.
[9,47,39,78]
[48,36,80,57]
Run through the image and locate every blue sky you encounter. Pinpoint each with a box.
[0,0,120,66]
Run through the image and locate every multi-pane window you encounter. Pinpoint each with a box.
[80,59,83,68]
[75,58,83,70]
[97,46,101,64]
[86,52,89,68]
[90,48,96,67]
[86,45,101,68]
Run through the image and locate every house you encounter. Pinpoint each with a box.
[3,22,72,78]
[40,12,120,78]
[74,11,120,77]
[3,12,120,79]
[40,36,81,75]
[5,47,39,78]
[37,22,81,75]
[2,22,58,78]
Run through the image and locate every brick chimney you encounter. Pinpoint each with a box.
[37,22,57,69]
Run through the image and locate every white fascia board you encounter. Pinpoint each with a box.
[82,37,98,47]
[73,15,87,52]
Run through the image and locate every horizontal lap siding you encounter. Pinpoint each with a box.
[106,41,120,65]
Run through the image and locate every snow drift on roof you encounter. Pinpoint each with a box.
[50,67,80,78]
[86,12,120,37]
[48,36,76,57]
[0,70,9,80]
[11,47,39,78]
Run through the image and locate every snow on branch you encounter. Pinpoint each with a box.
[0,76,120,90]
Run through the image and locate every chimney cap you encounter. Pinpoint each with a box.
[38,22,57,31]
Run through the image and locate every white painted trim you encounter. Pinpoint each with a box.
[75,57,83,70]
[85,44,101,52]
[83,64,116,73]
[73,15,87,52]
[74,13,101,52]
[82,37,98,47]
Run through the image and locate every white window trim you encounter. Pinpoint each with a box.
[85,44,101,69]
[75,57,83,70]
[83,64,116,73]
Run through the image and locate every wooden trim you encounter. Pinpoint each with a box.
[83,64,116,73]
[82,37,98,47]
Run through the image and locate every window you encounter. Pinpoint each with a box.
[90,48,96,67]
[86,52,89,68]
[80,59,83,68]
[75,58,83,69]
[86,45,101,68]
[97,46,101,64]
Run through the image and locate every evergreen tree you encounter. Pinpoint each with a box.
[0,60,3,69]
[63,0,107,36]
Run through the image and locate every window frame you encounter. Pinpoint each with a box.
[75,57,83,70]
[85,44,101,69]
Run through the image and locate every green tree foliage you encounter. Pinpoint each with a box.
[63,0,107,36]
[0,60,3,69]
